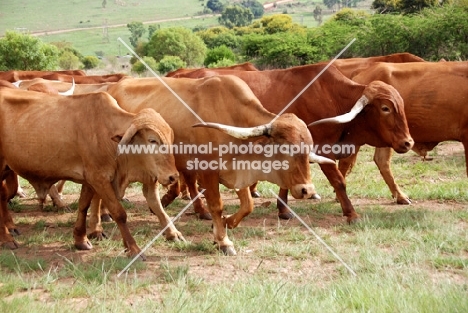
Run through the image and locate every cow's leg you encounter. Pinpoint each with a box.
[56,180,66,195]
[374,147,411,204]
[319,163,360,223]
[4,171,20,235]
[276,188,294,220]
[462,139,468,177]
[225,187,253,229]
[73,184,93,251]
[0,182,19,249]
[161,179,180,207]
[199,174,235,256]
[249,182,261,198]
[179,175,191,200]
[15,176,26,198]
[100,205,113,222]
[184,172,211,220]
[142,182,185,242]
[338,149,360,178]
[87,195,106,240]
[94,182,143,259]
[48,184,69,210]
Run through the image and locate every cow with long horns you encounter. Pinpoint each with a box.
[166,64,414,223]
[102,75,334,255]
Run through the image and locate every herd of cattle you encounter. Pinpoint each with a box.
[0,52,467,258]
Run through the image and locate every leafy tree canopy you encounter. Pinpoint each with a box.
[0,31,59,71]
[241,0,264,18]
[219,5,254,29]
[207,0,225,13]
[259,14,305,34]
[127,21,146,47]
[145,27,207,66]
[372,0,445,14]
[204,44,236,66]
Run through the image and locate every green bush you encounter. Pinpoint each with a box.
[81,55,100,69]
[157,55,187,75]
[132,56,158,75]
[58,50,81,70]
[204,45,236,67]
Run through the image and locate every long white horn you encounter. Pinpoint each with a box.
[59,78,75,96]
[309,152,335,164]
[193,122,272,139]
[308,95,369,126]
[12,80,22,88]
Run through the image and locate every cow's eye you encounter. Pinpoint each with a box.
[381,105,391,113]
[148,138,159,144]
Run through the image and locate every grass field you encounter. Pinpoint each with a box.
[0,143,467,312]
[0,0,341,58]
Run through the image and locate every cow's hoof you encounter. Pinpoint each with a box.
[75,241,93,250]
[9,228,21,236]
[197,211,212,220]
[397,198,412,205]
[347,217,361,225]
[101,214,113,222]
[88,231,107,241]
[278,211,294,220]
[59,206,73,213]
[166,232,186,242]
[251,191,261,198]
[220,245,237,256]
[309,193,321,200]
[127,251,146,261]
[16,191,27,198]
[2,240,19,250]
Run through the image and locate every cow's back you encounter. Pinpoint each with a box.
[353,61,468,142]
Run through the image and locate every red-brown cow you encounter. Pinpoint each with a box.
[105,75,333,255]
[0,87,180,258]
[168,64,414,223]
[338,61,468,204]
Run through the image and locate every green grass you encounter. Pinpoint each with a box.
[2,132,468,309]
[0,0,351,58]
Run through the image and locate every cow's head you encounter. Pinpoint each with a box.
[194,113,334,199]
[116,108,179,186]
[309,81,413,153]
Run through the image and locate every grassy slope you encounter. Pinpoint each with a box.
[1,0,331,57]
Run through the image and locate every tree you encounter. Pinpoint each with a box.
[148,24,160,40]
[241,0,264,18]
[219,5,254,29]
[127,21,146,48]
[58,50,81,70]
[145,27,207,66]
[82,55,100,69]
[204,45,236,66]
[207,0,225,13]
[157,56,186,75]
[132,56,158,75]
[372,0,440,14]
[0,31,59,71]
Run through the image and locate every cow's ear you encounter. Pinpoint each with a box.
[253,137,272,146]
[112,134,123,142]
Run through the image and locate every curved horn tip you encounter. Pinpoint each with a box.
[309,153,336,164]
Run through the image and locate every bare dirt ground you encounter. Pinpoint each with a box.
[5,142,467,288]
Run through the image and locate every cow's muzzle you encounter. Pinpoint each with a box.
[394,137,414,154]
[290,184,316,200]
